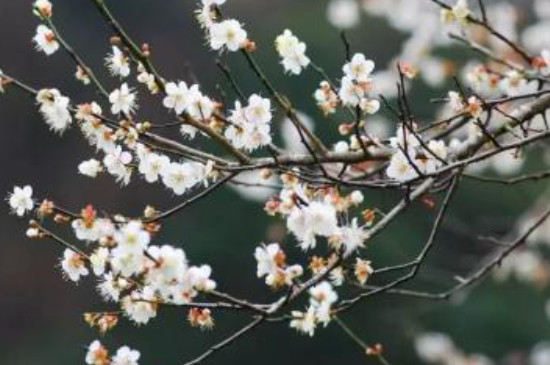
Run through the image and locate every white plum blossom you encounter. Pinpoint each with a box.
[163,81,192,114]
[136,63,159,94]
[122,287,157,324]
[36,88,72,133]
[314,81,339,115]
[386,137,448,182]
[500,70,529,96]
[114,221,150,254]
[452,0,471,21]
[389,124,422,150]
[138,152,170,183]
[287,201,339,250]
[386,149,420,181]
[8,185,34,217]
[60,248,89,282]
[72,213,115,243]
[85,340,109,365]
[103,146,133,185]
[146,245,188,289]
[109,83,137,115]
[327,0,361,29]
[290,306,317,337]
[448,91,464,112]
[343,53,375,83]
[33,0,53,18]
[254,243,303,288]
[275,30,310,75]
[308,281,338,325]
[98,272,129,302]
[244,94,272,124]
[187,89,216,121]
[33,24,59,55]
[75,102,103,123]
[354,258,374,285]
[195,5,216,29]
[309,281,338,307]
[209,19,247,52]
[359,98,380,114]
[188,265,217,292]
[161,162,202,195]
[441,0,471,24]
[339,218,368,257]
[180,124,199,139]
[111,248,146,278]
[111,346,140,365]
[225,95,273,151]
[89,247,110,276]
[78,159,103,178]
[255,243,281,278]
[106,46,131,78]
[339,75,364,107]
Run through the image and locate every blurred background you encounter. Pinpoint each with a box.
[1,0,549,364]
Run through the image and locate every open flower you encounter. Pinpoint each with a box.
[8,185,34,217]
[163,81,192,114]
[287,201,339,250]
[85,340,109,365]
[343,53,375,83]
[33,25,58,55]
[106,46,131,78]
[209,19,247,52]
[61,248,89,282]
[36,88,72,133]
[111,346,140,365]
[109,83,137,115]
[78,159,103,178]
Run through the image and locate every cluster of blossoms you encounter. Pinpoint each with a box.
[86,340,140,365]
[339,53,380,112]
[237,165,378,335]
[254,243,304,288]
[447,91,482,118]
[264,180,368,254]
[464,65,543,99]
[74,98,215,190]
[256,177,374,334]
[11,191,218,327]
[225,94,273,151]
[7,0,550,363]
[275,29,311,75]
[386,124,448,182]
[163,81,217,125]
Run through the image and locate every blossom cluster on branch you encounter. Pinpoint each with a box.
[4,0,550,364]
